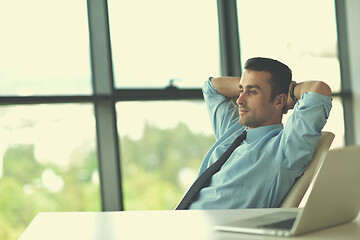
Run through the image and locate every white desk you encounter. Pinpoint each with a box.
[20,208,360,240]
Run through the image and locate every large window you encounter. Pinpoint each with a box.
[237,0,344,147]
[0,0,351,239]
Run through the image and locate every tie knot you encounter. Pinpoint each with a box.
[241,130,247,138]
[233,130,247,146]
[239,130,247,140]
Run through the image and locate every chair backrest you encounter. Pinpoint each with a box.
[279,131,335,208]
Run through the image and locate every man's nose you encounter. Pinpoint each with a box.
[236,93,246,105]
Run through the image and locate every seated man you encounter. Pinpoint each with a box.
[177,57,332,209]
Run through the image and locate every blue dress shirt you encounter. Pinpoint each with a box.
[188,79,332,209]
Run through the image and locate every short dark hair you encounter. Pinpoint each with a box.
[244,57,292,100]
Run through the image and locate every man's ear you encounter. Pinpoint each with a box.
[274,93,287,110]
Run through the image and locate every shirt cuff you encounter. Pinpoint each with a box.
[297,92,332,118]
[202,78,220,95]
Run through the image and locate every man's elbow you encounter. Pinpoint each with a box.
[314,81,332,97]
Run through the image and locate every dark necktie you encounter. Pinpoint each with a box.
[175,131,247,210]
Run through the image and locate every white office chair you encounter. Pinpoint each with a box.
[279,131,335,208]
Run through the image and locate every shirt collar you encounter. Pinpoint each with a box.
[245,124,283,143]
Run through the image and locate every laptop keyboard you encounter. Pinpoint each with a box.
[259,218,296,230]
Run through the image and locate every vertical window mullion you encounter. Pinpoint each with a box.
[87,0,123,211]
[217,0,241,77]
[335,0,356,145]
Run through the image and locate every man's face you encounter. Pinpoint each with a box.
[236,70,281,129]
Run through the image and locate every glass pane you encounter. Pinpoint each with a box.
[322,97,345,148]
[0,104,100,240]
[116,101,215,210]
[237,0,341,92]
[0,0,91,96]
[109,0,220,89]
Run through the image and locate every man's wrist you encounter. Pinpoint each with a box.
[290,82,298,102]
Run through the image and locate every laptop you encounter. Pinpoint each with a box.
[214,146,360,237]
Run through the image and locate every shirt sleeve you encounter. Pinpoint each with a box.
[278,91,333,170]
[202,79,241,140]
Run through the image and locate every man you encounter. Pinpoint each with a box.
[178,57,332,209]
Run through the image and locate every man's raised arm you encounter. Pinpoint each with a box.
[210,77,241,99]
[284,80,332,113]
[292,81,332,98]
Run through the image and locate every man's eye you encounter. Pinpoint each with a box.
[250,90,257,94]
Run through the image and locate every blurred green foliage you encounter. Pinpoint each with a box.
[0,122,214,239]
[121,122,214,210]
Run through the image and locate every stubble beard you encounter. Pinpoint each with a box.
[238,112,270,129]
